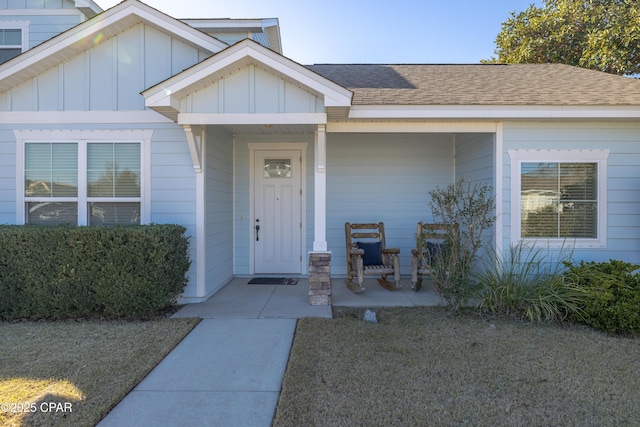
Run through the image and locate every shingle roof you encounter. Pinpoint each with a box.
[305,63,640,106]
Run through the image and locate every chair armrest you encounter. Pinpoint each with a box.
[411,248,420,256]
[382,248,400,255]
[349,248,365,256]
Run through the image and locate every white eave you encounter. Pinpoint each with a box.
[75,0,103,18]
[0,0,228,93]
[182,18,282,54]
[142,39,353,122]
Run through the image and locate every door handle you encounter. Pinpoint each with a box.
[255,221,260,241]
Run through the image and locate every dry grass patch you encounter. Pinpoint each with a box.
[0,318,199,427]
[274,307,640,426]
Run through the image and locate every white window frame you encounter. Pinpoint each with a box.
[509,149,609,248]
[0,21,29,58]
[15,129,152,226]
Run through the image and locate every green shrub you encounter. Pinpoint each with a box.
[0,224,190,320]
[564,260,640,333]
[475,243,587,323]
[428,179,496,311]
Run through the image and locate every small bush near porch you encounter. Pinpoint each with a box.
[274,307,640,426]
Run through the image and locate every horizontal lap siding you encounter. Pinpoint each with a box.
[455,134,496,256]
[327,133,455,277]
[150,126,198,297]
[503,121,640,264]
[0,9,83,48]
[0,129,16,224]
[455,134,494,185]
[205,127,234,294]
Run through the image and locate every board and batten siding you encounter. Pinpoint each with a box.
[502,121,640,265]
[148,124,198,297]
[183,64,324,115]
[204,126,234,294]
[0,23,211,112]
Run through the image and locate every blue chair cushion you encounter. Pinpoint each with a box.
[426,241,444,265]
[356,241,383,266]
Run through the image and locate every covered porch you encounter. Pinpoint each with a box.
[142,39,500,303]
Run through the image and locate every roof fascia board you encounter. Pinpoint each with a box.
[1,110,173,123]
[144,39,352,113]
[0,9,85,16]
[177,112,327,125]
[0,0,226,84]
[181,18,267,30]
[328,122,498,133]
[349,105,640,120]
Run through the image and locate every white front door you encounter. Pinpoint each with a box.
[253,150,302,273]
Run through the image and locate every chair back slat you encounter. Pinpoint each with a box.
[417,222,449,240]
[345,222,386,249]
[351,232,380,239]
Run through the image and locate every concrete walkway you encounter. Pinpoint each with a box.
[98,277,442,426]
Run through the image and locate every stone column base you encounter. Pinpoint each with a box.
[308,252,331,305]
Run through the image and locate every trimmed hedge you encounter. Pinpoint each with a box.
[0,224,190,320]
[564,260,640,334]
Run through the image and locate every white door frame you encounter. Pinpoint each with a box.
[248,142,307,274]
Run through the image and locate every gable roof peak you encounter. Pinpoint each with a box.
[0,0,228,93]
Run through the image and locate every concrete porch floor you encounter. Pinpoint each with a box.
[172,276,445,319]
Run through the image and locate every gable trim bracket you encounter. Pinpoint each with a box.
[183,124,204,173]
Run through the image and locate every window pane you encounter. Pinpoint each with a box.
[26,202,77,225]
[89,202,140,226]
[522,200,559,238]
[264,158,291,178]
[521,162,560,238]
[1,29,21,45]
[521,162,597,239]
[25,143,78,197]
[560,163,597,201]
[115,144,140,196]
[559,202,597,238]
[88,143,140,197]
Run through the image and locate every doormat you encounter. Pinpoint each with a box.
[248,277,298,285]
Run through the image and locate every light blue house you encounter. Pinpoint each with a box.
[2,0,640,303]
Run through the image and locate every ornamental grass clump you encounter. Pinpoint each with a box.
[475,242,587,323]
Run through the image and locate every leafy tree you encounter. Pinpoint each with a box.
[485,0,640,76]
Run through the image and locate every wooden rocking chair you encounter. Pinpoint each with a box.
[345,222,401,293]
[410,222,452,291]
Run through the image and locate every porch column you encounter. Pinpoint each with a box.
[309,124,331,305]
[313,124,328,251]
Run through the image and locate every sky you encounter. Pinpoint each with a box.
[95,0,542,65]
